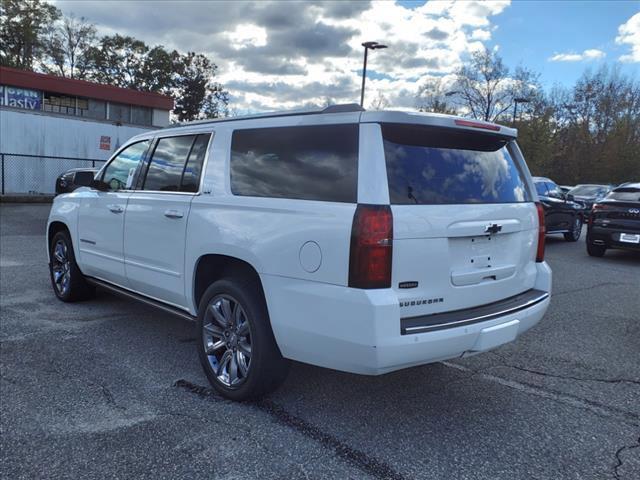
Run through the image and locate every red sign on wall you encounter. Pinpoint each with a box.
[99,136,111,150]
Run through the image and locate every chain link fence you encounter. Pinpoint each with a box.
[1,153,106,195]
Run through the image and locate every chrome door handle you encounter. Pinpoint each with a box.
[107,204,124,213]
[164,209,184,219]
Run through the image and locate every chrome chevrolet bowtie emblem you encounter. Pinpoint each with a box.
[484,223,502,235]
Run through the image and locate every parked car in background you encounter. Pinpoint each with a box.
[586,182,640,257]
[55,168,98,195]
[533,177,585,241]
[47,105,551,400]
[568,184,614,215]
[559,185,574,194]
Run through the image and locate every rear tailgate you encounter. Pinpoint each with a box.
[379,123,538,318]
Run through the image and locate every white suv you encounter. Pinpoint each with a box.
[47,104,551,400]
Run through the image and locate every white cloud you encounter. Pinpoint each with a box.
[616,12,640,63]
[549,49,606,62]
[53,0,512,112]
[226,24,267,50]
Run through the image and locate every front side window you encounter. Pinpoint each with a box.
[382,124,532,205]
[140,133,210,192]
[230,124,359,203]
[181,134,211,192]
[101,140,150,191]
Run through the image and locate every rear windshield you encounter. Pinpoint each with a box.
[570,185,609,196]
[606,188,640,202]
[382,124,532,205]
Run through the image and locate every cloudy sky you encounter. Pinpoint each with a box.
[53,0,639,113]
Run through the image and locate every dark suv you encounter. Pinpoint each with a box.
[587,183,640,257]
[55,168,98,195]
[533,177,585,241]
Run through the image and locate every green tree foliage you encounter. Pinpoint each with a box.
[173,52,228,121]
[518,66,640,184]
[0,0,60,69]
[83,35,228,120]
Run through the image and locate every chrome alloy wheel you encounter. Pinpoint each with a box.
[202,295,252,387]
[51,239,71,296]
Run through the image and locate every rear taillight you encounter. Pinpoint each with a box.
[536,202,545,263]
[589,203,608,224]
[348,204,393,289]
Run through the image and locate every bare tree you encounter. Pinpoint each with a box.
[42,14,96,79]
[416,77,456,114]
[369,91,390,110]
[449,50,539,122]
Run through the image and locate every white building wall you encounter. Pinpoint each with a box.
[0,108,157,194]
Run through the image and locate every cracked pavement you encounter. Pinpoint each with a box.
[1,204,639,479]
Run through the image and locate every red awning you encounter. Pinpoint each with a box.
[0,66,173,110]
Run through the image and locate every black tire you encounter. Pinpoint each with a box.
[197,276,290,401]
[564,216,582,242]
[49,230,95,302]
[586,240,606,257]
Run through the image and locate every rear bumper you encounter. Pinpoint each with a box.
[261,262,552,375]
[588,225,640,251]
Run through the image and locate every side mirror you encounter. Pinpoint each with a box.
[90,179,109,192]
[566,193,574,202]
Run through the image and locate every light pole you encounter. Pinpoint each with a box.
[360,41,388,107]
[513,97,530,123]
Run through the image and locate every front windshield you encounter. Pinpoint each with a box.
[570,185,608,196]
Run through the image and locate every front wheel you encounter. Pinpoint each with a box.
[48,230,94,302]
[197,276,290,401]
[564,216,582,242]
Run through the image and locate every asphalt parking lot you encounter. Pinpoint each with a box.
[1,203,639,480]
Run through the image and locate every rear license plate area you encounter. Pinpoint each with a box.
[619,233,640,244]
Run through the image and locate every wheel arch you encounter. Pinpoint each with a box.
[47,221,72,262]
[192,254,267,316]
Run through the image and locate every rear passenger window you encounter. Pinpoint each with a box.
[142,134,210,192]
[230,124,358,203]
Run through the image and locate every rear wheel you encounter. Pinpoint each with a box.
[197,276,289,401]
[49,230,94,302]
[586,240,606,257]
[564,216,582,242]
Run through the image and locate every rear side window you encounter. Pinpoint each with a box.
[382,124,532,205]
[230,124,358,203]
[142,134,210,192]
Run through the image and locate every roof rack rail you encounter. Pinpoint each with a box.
[174,103,365,128]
